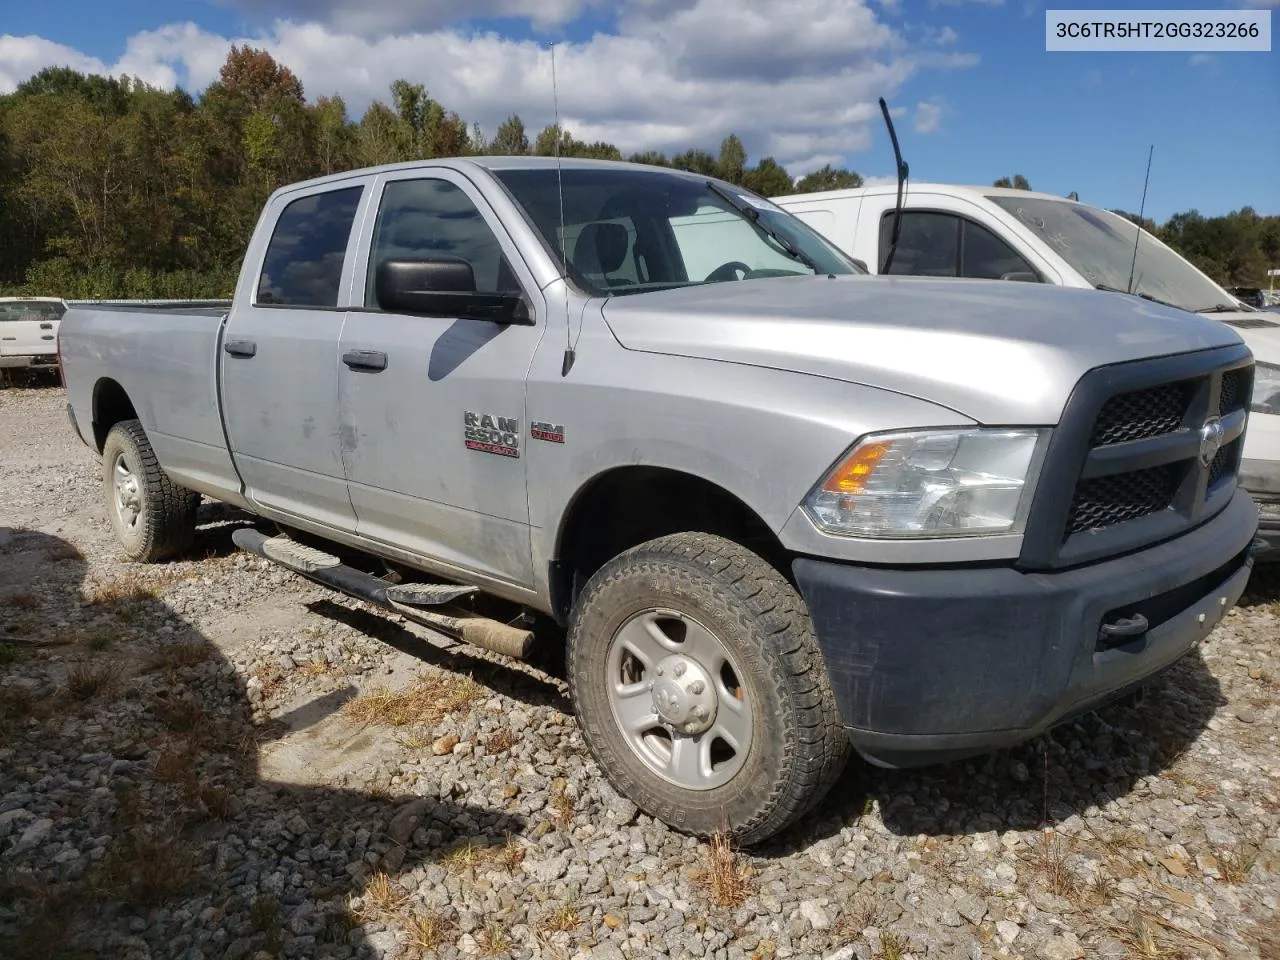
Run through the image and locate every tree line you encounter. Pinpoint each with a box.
[0,48,1273,300]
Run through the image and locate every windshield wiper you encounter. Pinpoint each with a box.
[1197,303,1247,314]
[705,181,820,274]
[1093,283,1181,311]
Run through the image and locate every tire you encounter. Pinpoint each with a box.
[102,419,200,563]
[567,532,851,846]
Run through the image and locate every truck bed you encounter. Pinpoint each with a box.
[59,303,243,505]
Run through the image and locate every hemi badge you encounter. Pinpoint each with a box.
[531,421,565,443]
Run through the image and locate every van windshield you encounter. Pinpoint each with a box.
[985,196,1233,314]
[491,166,863,297]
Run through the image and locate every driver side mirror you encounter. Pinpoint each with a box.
[375,257,531,324]
[1000,271,1040,283]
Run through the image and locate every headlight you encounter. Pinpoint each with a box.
[803,428,1049,538]
[1251,361,1280,415]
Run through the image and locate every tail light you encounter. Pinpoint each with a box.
[55,321,65,385]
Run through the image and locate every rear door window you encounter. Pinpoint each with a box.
[878,211,960,276]
[257,186,363,307]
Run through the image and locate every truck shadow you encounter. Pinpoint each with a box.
[765,644,1225,854]
[0,527,526,960]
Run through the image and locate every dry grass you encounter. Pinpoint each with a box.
[85,573,159,612]
[341,671,483,727]
[690,831,755,909]
[405,911,456,952]
[488,835,526,872]
[547,778,574,826]
[249,896,280,932]
[84,624,123,652]
[250,664,283,701]
[538,903,582,934]
[155,694,207,735]
[143,642,210,672]
[2,592,40,609]
[1022,831,1079,901]
[199,784,234,820]
[304,657,330,677]
[358,872,410,918]
[475,924,513,957]
[89,829,195,906]
[1218,847,1258,884]
[484,729,518,754]
[875,931,908,960]
[441,839,486,874]
[834,896,883,937]
[65,662,124,701]
[151,740,198,789]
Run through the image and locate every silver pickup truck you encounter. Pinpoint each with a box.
[59,157,1262,845]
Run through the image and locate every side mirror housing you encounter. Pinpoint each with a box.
[1000,271,1040,283]
[375,257,531,324]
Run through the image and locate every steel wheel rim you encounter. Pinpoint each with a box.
[604,608,753,791]
[112,453,142,531]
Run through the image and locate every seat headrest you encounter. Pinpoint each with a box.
[573,222,629,276]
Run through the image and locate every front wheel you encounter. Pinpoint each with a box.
[566,532,850,845]
[102,419,200,563]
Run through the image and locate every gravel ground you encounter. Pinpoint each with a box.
[1,384,1278,960]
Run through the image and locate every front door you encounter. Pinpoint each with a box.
[220,183,365,532]
[336,171,546,588]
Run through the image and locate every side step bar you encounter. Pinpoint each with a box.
[232,528,535,660]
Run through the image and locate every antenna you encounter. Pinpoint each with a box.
[550,43,575,377]
[1126,145,1153,294]
[878,97,910,275]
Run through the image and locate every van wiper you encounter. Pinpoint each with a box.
[1197,303,1247,314]
[1093,283,1181,311]
[705,181,820,274]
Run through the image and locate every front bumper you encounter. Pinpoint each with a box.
[792,488,1259,769]
[0,355,57,369]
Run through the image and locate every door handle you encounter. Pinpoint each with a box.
[224,339,257,358]
[342,350,388,372]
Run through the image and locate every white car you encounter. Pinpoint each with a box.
[0,296,66,379]
[772,184,1280,556]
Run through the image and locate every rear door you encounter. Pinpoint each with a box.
[219,180,368,532]
[0,300,63,363]
[336,169,546,588]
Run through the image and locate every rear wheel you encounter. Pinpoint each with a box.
[567,532,850,845]
[102,419,200,562]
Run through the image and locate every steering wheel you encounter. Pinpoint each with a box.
[705,261,752,283]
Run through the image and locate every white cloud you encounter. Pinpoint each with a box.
[0,36,110,93]
[0,0,980,173]
[913,99,942,133]
[214,0,602,34]
[1189,53,1215,67]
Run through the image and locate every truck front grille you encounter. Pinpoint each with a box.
[1017,344,1254,570]
[1089,382,1190,446]
[1066,464,1183,535]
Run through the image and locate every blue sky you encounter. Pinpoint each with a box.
[1,0,1275,221]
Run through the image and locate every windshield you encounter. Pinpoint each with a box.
[985,195,1233,314]
[491,166,864,297]
[0,301,65,322]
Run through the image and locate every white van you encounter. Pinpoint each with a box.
[773,184,1280,555]
[0,296,66,379]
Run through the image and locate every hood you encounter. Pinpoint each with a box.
[1210,310,1280,365]
[600,274,1244,424]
